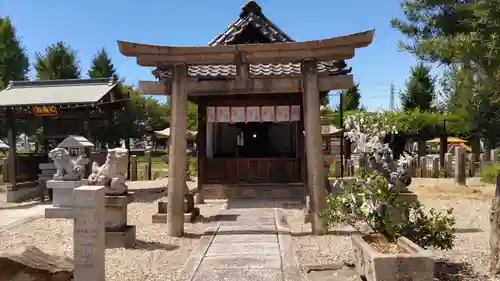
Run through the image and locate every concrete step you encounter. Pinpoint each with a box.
[204,183,306,201]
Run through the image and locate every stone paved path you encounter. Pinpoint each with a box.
[185,201,302,281]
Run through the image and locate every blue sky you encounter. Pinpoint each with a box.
[1,0,432,110]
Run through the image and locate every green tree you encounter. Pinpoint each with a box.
[392,0,500,147]
[0,17,29,87]
[400,63,435,111]
[339,83,361,111]
[88,47,116,78]
[35,42,80,80]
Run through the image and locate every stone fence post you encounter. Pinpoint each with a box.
[73,185,105,281]
[445,153,453,178]
[130,155,137,181]
[455,147,466,185]
[492,149,499,164]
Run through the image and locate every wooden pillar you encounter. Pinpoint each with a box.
[166,64,188,237]
[196,105,207,204]
[301,60,327,235]
[6,110,17,186]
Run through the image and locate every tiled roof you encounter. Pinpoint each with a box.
[208,1,293,46]
[154,1,351,79]
[0,77,119,107]
[185,61,351,77]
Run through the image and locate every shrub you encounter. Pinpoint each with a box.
[323,111,456,250]
[479,163,500,184]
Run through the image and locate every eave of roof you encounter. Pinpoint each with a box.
[0,77,120,107]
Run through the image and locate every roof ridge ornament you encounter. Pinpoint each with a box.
[240,0,262,18]
[108,76,117,86]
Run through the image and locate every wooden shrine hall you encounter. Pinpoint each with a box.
[118,0,374,235]
[0,77,127,202]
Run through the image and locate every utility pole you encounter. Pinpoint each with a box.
[389,83,395,112]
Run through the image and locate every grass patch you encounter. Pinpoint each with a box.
[479,163,500,184]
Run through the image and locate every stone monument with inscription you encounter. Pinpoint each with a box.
[87,147,136,248]
[44,136,92,219]
[73,185,105,281]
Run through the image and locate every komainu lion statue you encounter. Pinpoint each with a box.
[88,147,129,195]
[48,147,89,180]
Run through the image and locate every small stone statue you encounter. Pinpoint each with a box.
[369,145,412,192]
[48,147,89,181]
[88,147,129,195]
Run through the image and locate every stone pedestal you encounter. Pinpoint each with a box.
[45,179,86,219]
[387,191,418,224]
[152,193,200,224]
[104,193,136,248]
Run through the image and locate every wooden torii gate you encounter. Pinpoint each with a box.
[117,29,375,237]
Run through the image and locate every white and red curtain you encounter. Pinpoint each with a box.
[207,105,301,123]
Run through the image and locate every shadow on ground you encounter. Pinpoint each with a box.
[133,240,179,251]
[225,200,304,209]
[0,201,50,210]
[435,260,489,281]
[197,214,240,223]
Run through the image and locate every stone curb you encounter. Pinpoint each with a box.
[0,214,43,234]
[176,205,225,281]
[273,208,306,281]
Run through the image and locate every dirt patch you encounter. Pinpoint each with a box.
[409,178,495,200]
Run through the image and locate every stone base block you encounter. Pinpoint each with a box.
[105,193,135,207]
[388,191,418,224]
[152,213,167,224]
[105,225,136,249]
[105,193,134,230]
[47,180,86,208]
[4,182,40,203]
[44,207,73,219]
[152,207,201,224]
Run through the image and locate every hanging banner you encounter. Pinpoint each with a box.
[261,106,275,122]
[246,106,260,122]
[217,106,230,122]
[231,106,245,123]
[276,105,290,122]
[206,105,300,123]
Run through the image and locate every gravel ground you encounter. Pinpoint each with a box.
[284,179,499,281]
[0,190,224,281]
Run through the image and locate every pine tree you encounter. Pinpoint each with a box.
[0,17,29,87]
[339,83,361,111]
[35,41,80,80]
[88,47,116,78]
[400,63,435,111]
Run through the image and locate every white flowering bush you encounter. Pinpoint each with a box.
[323,111,456,249]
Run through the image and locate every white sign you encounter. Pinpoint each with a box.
[261,106,275,122]
[217,107,230,123]
[246,106,260,122]
[276,105,291,122]
[206,105,301,123]
[231,107,245,123]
